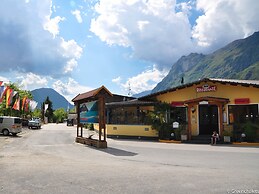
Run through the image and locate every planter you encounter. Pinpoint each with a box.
[223,136,231,143]
[181,134,188,141]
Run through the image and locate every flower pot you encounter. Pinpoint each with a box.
[181,134,187,141]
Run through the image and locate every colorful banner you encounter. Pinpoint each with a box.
[79,100,98,123]
[0,86,8,103]
[6,88,13,108]
[12,96,20,111]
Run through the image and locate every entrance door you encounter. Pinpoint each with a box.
[199,105,218,135]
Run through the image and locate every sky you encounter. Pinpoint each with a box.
[0,0,259,103]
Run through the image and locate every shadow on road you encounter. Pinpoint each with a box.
[89,146,138,156]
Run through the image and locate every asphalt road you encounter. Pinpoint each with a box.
[0,123,259,194]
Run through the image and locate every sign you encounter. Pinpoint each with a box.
[199,101,209,105]
[171,101,184,107]
[234,98,250,104]
[79,100,98,123]
[173,122,179,128]
[196,84,217,93]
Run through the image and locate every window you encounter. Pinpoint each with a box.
[169,107,187,124]
[228,104,259,124]
[14,118,22,124]
[0,118,3,123]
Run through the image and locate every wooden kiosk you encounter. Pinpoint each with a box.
[72,86,113,148]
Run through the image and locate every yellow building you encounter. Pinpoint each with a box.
[106,78,259,142]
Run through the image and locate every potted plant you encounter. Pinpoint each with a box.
[222,129,233,143]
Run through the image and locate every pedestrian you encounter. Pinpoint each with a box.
[211,131,219,145]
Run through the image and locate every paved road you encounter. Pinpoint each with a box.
[0,123,259,194]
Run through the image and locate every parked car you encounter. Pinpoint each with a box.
[0,116,22,136]
[28,118,41,129]
[21,118,29,127]
[67,119,74,126]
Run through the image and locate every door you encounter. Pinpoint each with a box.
[199,105,218,135]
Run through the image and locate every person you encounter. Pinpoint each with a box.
[211,131,219,145]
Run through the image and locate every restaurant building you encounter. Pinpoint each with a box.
[105,78,259,141]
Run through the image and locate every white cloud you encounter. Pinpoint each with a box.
[18,73,48,90]
[90,0,195,68]
[0,0,83,77]
[119,65,168,94]
[52,78,93,102]
[90,0,259,68]
[44,16,65,38]
[71,9,83,23]
[193,0,259,51]
[60,38,83,59]
[112,76,121,84]
[64,59,78,73]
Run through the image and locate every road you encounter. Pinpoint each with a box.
[0,123,259,194]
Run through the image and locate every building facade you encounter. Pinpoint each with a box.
[106,78,259,141]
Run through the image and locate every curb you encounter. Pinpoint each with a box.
[159,139,181,144]
[232,142,259,147]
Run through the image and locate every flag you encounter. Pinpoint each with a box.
[0,86,8,103]
[25,98,30,112]
[12,96,20,111]
[6,88,13,108]
[29,100,38,112]
[22,97,27,110]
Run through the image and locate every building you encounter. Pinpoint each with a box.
[73,78,259,142]
[106,78,259,141]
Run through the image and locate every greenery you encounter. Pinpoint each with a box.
[44,96,54,123]
[83,123,95,131]
[222,129,233,137]
[53,108,67,123]
[243,122,258,142]
[32,109,42,119]
[148,102,172,139]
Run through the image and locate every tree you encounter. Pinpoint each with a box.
[44,96,54,123]
[53,108,67,123]
[32,108,42,119]
[148,102,172,139]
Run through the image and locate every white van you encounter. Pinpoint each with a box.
[0,116,22,136]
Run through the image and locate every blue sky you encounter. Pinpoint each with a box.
[0,0,259,102]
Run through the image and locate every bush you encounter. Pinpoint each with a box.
[243,122,258,142]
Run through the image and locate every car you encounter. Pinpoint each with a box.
[21,118,29,127]
[28,118,41,129]
[67,119,74,126]
[0,116,22,136]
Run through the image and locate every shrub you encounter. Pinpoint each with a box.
[243,122,258,142]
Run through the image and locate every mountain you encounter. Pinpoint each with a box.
[152,31,259,93]
[132,90,152,98]
[31,88,74,110]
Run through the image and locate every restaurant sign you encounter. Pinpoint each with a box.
[196,84,217,93]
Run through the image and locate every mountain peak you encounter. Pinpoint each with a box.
[31,88,73,110]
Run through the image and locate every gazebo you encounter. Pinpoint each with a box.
[72,86,113,148]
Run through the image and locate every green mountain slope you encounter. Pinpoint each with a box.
[31,88,74,110]
[152,31,259,93]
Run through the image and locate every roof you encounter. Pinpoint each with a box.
[184,96,229,104]
[140,78,259,99]
[106,99,156,107]
[72,85,113,102]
